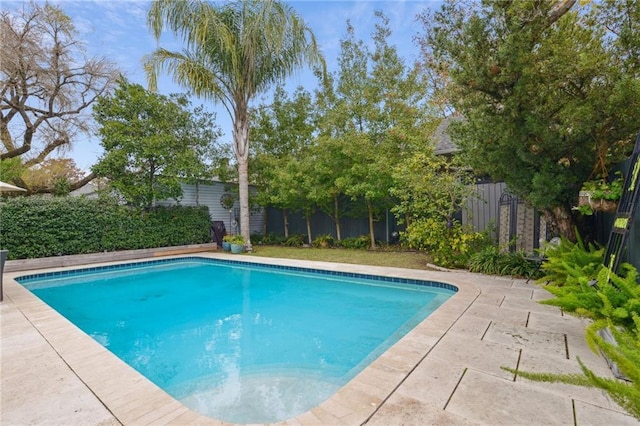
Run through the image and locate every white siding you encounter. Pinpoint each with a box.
[158,181,264,235]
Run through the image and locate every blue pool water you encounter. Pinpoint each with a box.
[18,258,455,423]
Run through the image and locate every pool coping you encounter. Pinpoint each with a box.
[3,253,481,425]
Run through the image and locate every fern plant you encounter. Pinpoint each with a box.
[538,234,604,287]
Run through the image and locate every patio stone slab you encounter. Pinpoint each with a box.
[565,333,613,377]
[446,369,574,425]
[448,314,492,339]
[516,350,627,412]
[473,292,505,306]
[501,295,563,315]
[308,406,343,425]
[478,286,534,300]
[2,389,118,426]
[483,322,567,358]
[428,332,519,380]
[532,287,555,302]
[0,302,118,426]
[367,393,477,426]
[463,303,529,327]
[573,400,639,426]
[394,357,466,408]
[511,279,537,290]
[526,311,589,336]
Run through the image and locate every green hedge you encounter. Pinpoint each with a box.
[0,196,211,260]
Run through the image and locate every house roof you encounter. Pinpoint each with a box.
[433,116,463,155]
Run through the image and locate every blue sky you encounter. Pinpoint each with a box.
[5,0,440,171]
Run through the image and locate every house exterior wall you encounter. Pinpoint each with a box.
[157,182,264,236]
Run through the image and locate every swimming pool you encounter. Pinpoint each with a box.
[17,257,456,423]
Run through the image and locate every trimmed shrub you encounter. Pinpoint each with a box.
[337,235,370,249]
[0,195,211,259]
[402,217,492,268]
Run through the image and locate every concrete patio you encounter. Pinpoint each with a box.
[1,253,638,425]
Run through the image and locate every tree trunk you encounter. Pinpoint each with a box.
[283,208,289,238]
[544,205,577,241]
[367,200,376,249]
[234,101,252,250]
[306,214,312,245]
[262,207,268,236]
[334,195,342,241]
[150,163,156,208]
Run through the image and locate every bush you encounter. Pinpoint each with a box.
[337,235,370,250]
[250,232,264,244]
[261,232,286,245]
[403,217,492,268]
[468,245,504,275]
[0,195,211,259]
[283,234,305,247]
[312,234,334,248]
[540,235,604,286]
[469,246,543,279]
[499,251,542,278]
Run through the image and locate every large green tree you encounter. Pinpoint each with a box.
[144,0,323,249]
[251,86,316,238]
[92,80,222,208]
[325,14,436,248]
[417,0,640,240]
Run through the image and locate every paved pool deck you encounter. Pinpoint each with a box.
[1,253,638,425]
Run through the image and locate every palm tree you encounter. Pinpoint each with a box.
[144,0,324,249]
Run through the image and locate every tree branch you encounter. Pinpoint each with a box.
[548,0,577,26]
[29,171,96,195]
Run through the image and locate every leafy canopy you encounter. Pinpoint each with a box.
[416,0,640,238]
[145,0,324,246]
[92,79,222,208]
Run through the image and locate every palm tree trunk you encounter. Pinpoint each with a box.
[234,103,252,250]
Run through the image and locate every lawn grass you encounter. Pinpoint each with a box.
[245,245,435,270]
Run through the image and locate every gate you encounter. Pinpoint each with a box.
[498,190,546,253]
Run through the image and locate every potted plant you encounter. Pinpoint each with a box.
[227,235,245,254]
[221,235,233,251]
[577,172,623,215]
